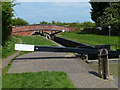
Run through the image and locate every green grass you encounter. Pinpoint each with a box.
[59,31,118,50]
[2,37,20,58]
[14,35,57,46]
[90,63,119,78]
[3,71,75,88]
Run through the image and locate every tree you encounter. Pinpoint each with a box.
[2,1,15,46]
[51,21,56,25]
[12,18,29,26]
[55,21,63,25]
[80,22,96,29]
[90,2,110,23]
[97,2,120,32]
[40,21,48,24]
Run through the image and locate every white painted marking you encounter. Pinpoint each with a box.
[15,44,34,51]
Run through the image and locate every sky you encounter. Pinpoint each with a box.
[13,1,94,24]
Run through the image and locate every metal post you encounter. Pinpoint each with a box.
[108,26,111,36]
[109,29,111,36]
[98,48,109,79]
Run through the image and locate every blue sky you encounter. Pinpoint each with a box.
[13,1,93,24]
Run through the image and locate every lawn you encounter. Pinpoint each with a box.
[15,35,57,46]
[59,31,118,50]
[3,71,75,88]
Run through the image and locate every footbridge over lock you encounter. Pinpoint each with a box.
[12,24,70,36]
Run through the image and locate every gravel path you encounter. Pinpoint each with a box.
[8,52,117,88]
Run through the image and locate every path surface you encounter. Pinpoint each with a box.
[8,52,117,88]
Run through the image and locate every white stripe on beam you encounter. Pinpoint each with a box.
[15,44,35,51]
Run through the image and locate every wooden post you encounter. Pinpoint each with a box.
[98,48,109,79]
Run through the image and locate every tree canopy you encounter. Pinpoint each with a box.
[90,2,110,23]
[90,1,120,33]
[12,18,29,26]
[40,21,48,24]
[2,2,15,45]
[39,20,96,29]
[97,2,120,32]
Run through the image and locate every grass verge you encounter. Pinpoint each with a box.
[3,71,75,88]
[59,31,118,50]
[2,37,20,59]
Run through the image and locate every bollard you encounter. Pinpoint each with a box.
[98,48,109,79]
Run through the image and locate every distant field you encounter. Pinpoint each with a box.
[3,71,75,88]
[59,31,118,50]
